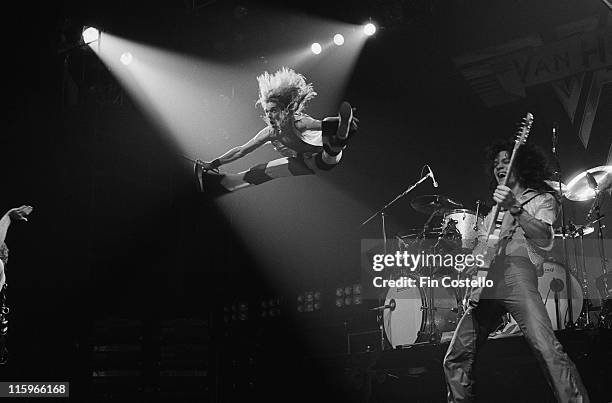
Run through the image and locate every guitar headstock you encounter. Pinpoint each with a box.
[514,112,534,148]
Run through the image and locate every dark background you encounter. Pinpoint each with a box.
[1,0,610,401]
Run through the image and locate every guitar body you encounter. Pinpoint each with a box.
[467,212,505,305]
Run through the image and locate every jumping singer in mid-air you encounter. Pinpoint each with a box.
[193,67,358,196]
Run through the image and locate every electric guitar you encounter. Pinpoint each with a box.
[468,113,534,304]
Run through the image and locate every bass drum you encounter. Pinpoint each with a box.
[383,283,459,347]
[539,261,583,330]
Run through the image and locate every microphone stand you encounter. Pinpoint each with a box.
[362,174,432,253]
[362,174,432,350]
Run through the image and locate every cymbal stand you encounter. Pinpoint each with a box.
[551,153,575,328]
[588,190,608,279]
[588,190,612,328]
[574,226,593,328]
[425,266,442,343]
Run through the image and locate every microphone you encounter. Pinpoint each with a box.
[551,122,558,155]
[427,165,439,188]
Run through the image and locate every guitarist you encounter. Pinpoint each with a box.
[443,141,589,402]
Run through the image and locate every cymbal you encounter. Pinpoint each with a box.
[410,195,463,215]
[565,165,612,201]
[544,180,569,197]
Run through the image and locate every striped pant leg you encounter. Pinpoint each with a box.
[220,152,343,192]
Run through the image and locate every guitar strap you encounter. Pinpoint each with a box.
[496,191,547,260]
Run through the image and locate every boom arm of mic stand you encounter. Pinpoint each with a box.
[361,174,431,226]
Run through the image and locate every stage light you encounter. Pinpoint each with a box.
[311,42,322,55]
[333,34,344,46]
[120,52,133,65]
[363,23,377,36]
[297,291,320,313]
[82,26,100,44]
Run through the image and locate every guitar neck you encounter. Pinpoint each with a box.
[486,146,520,236]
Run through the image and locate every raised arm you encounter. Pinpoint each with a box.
[0,205,33,246]
[198,128,271,170]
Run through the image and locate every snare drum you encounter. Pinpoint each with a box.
[441,209,482,249]
[383,280,460,347]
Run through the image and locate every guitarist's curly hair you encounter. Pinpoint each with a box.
[485,139,556,195]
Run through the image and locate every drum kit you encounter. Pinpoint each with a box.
[371,165,612,349]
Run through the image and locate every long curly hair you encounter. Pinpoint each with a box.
[255,67,317,115]
[485,139,556,194]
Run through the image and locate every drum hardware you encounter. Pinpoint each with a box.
[434,219,461,254]
[591,195,611,329]
[371,299,396,351]
[439,209,482,251]
[549,129,575,328]
[596,273,612,329]
[361,169,441,349]
[554,222,596,238]
[549,278,564,330]
[410,195,463,216]
[568,219,606,328]
[422,266,441,343]
[567,166,612,328]
[539,261,583,331]
[473,200,481,231]
[557,174,575,328]
[371,299,396,312]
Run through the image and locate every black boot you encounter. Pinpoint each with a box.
[194,162,232,197]
[322,101,356,148]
